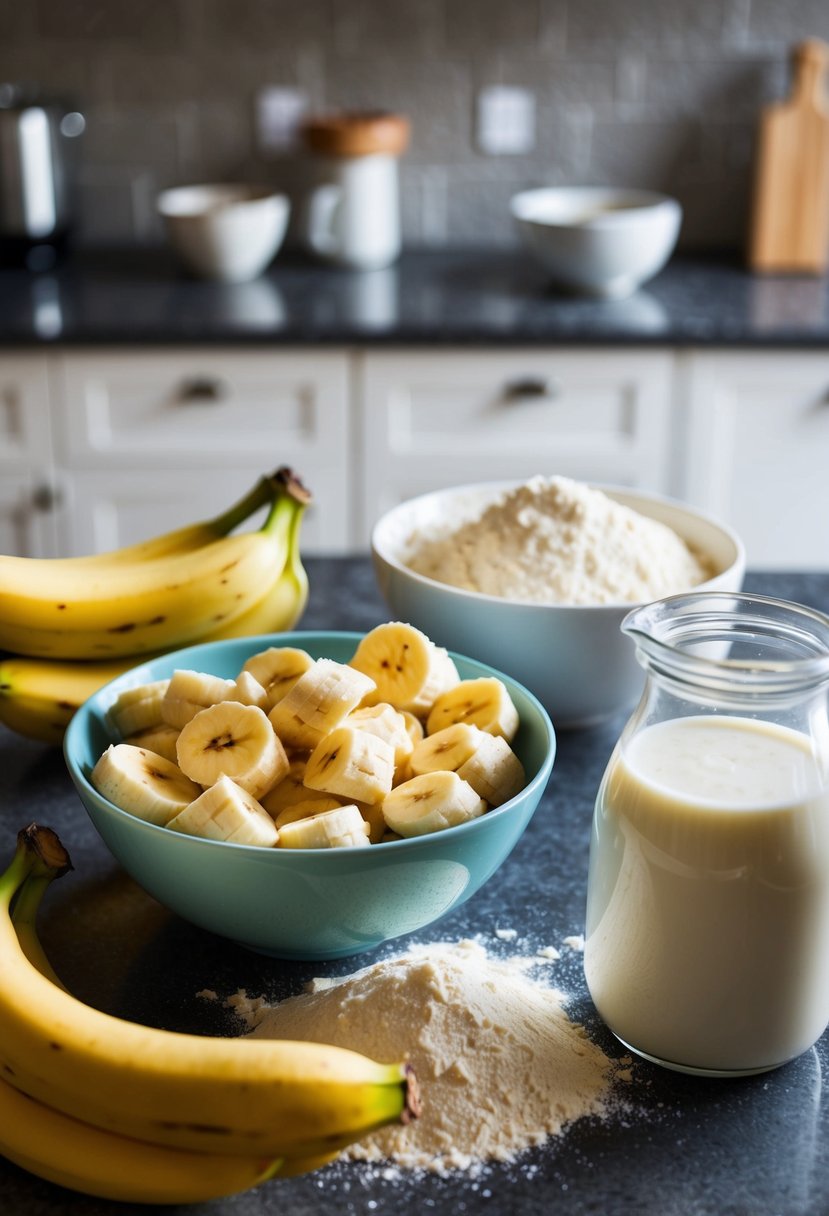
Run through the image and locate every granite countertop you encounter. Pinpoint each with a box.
[3,247,829,348]
[2,558,829,1216]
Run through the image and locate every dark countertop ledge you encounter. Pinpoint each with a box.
[3,246,829,349]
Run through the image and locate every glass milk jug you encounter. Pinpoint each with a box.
[584,591,829,1077]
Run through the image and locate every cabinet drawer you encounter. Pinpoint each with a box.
[357,349,675,541]
[0,470,59,557]
[682,353,829,570]
[54,350,350,470]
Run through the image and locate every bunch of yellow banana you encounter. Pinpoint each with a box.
[0,468,312,745]
[0,824,420,1203]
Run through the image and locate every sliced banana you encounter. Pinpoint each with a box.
[276,658,376,734]
[260,755,310,817]
[90,743,201,827]
[409,722,482,776]
[278,804,371,849]
[124,723,180,764]
[275,795,344,830]
[382,770,486,838]
[221,670,269,710]
[348,622,459,715]
[303,726,395,806]
[267,702,327,752]
[457,732,526,807]
[108,679,170,737]
[161,669,236,730]
[176,701,288,798]
[426,677,520,741]
[400,709,425,747]
[167,774,278,847]
[242,646,314,709]
[347,702,414,769]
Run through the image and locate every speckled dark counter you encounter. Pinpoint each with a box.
[2,561,829,1216]
[3,247,829,348]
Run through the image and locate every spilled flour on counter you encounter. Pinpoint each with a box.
[227,939,612,1173]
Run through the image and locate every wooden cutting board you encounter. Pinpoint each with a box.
[749,39,829,273]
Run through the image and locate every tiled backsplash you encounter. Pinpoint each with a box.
[1,0,825,251]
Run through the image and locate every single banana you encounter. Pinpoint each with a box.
[409,722,483,775]
[0,655,139,746]
[4,871,334,1202]
[176,701,288,798]
[168,775,279,847]
[426,676,520,742]
[278,804,371,849]
[304,725,395,805]
[241,646,314,709]
[160,668,237,729]
[209,480,310,641]
[349,622,459,715]
[91,743,202,826]
[0,468,310,660]
[382,771,487,837]
[0,825,420,1158]
[0,1072,285,1204]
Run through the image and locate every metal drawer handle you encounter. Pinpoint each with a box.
[502,377,561,403]
[32,483,62,513]
[177,376,230,404]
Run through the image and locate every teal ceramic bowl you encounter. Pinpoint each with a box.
[64,632,556,960]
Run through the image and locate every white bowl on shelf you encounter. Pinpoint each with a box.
[157,184,290,282]
[510,186,682,299]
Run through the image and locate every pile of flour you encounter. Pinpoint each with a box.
[228,939,611,1172]
[406,475,713,605]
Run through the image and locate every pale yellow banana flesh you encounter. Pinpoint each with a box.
[90,744,202,827]
[349,621,459,714]
[176,701,288,798]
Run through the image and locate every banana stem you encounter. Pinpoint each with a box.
[214,468,312,538]
[1,825,72,915]
[260,470,311,538]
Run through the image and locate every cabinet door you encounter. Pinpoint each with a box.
[0,356,57,555]
[59,467,331,559]
[53,350,352,554]
[357,349,675,543]
[682,353,829,570]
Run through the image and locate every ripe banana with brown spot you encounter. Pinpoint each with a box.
[0,825,420,1159]
[3,870,335,1202]
[0,468,310,660]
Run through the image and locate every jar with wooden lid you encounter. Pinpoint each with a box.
[301,111,410,270]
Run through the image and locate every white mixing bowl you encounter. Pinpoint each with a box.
[371,482,745,729]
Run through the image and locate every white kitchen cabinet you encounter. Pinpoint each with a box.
[680,352,829,570]
[355,348,676,545]
[51,350,351,555]
[0,356,58,555]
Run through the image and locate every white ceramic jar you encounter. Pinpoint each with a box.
[301,112,410,271]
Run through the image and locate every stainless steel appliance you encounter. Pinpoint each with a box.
[0,84,84,269]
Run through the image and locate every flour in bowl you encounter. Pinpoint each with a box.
[405,476,714,606]
[228,939,612,1172]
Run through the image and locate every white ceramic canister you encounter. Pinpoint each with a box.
[301,112,410,271]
